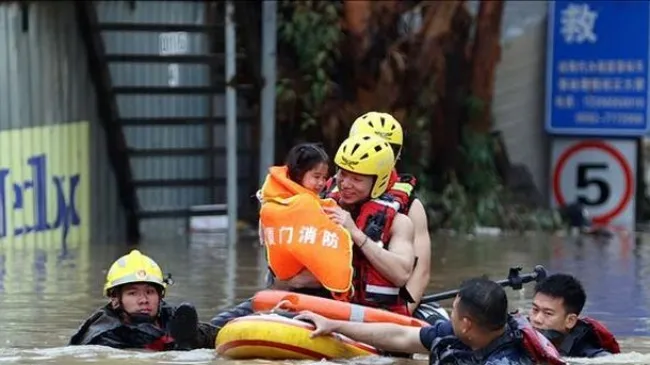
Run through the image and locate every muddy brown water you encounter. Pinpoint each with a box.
[0,232,648,364]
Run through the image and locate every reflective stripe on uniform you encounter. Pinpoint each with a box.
[392,182,414,195]
[366,284,400,295]
[371,199,400,211]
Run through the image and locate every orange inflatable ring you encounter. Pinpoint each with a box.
[252,290,429,327]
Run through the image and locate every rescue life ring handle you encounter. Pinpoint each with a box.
[421,265,548,304]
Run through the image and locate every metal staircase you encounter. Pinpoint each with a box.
[81,0,256,236]
[76,2,140,243]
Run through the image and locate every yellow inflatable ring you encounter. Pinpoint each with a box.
[215,314,378,360]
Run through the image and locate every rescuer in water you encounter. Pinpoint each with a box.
[529,273,620,358]
[295,277,565,365]
[69,250,219,350]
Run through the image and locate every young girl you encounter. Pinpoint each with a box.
[284,143,330,194]
[211,144,341,328]
[257,143,352,299]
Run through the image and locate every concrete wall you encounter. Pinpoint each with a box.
[467,1,550,203]
[492,19,550,203]
[0,1,126,245]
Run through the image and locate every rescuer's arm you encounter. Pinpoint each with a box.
[405,199,431,312]
[350,213,415,286]
[320,321,426,354]
[295,310,445,354]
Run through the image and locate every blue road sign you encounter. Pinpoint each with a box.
[545,0,650,136]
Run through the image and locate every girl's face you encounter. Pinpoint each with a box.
[300,162,329,193]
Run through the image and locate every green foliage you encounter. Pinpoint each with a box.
[421,127,563,234]
[274,4,560,234]
[276,0,340,130]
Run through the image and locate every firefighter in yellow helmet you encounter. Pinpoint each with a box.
[349,111,404,158]
[319,133,416,316]
[69,250,219,351]
[323,113,448,324]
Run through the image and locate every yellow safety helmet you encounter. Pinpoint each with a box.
[103,250,169,297]
[349,112,404,157]
[334,133,395,199]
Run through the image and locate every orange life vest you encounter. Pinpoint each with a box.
[258,166,354,299]
[327,189,412,316]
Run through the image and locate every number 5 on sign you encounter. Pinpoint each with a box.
[576,163,610,206]
[550,138,636,227]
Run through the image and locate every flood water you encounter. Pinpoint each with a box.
[0,231,649,364]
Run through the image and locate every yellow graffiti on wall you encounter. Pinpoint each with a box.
[0,121,90,249]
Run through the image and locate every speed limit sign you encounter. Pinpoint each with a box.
[550,138,637,227]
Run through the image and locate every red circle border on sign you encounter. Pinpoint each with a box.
[552,140,634,225]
